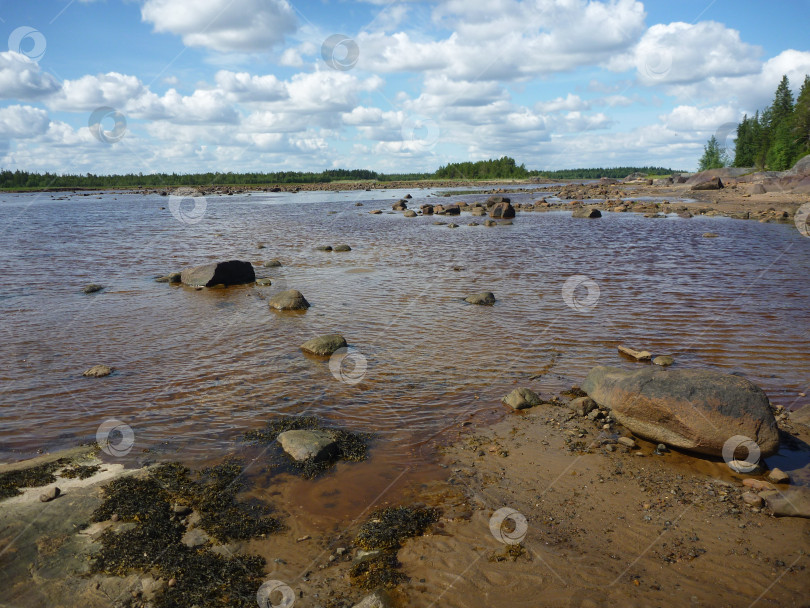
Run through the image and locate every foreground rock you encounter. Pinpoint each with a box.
[581,366,779,456]
[691,177,724,191]
[180,260,255,287]
[277,430,337,461]
[300,334,347,356]
[489,202,515,219]
[268,289,310,311]
[464,292,496,305]
[572,207,602,218]
[82,365,114,378]
[502,388,542,410]
[761,487,810,518]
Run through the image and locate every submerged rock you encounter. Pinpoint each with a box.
[464,292,496,305]
[268,289,310,311]
[618,345,652,361]
[155,272,181,283]
[83,284,104,294]
[301,334,347,356]
[83,365,114,378]
[334,244,352,252]
[180,260,255,287]
[502,388,542,410]
[761,487,810,518]
[403,210,417,217]
[277,430,337,462]
[263,259,282,267]
[653,355,674,366]
[572,207,602,218]
[582,366,779,457]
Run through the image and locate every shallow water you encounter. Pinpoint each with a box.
[1,187,809,510]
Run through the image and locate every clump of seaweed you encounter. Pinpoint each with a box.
[488,543,528,563]
[560,386,588,399]
[89,459,282,608]
[0,458,69,500]
[245,415,372,479]
[59,464,101,479]
[349,505,440,590]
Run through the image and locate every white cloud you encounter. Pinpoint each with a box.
[48,72,146,111]
[141,0,297,52]
[0,52,61,100]
[660,104,740,132]
[535,93,590,113]
[0,105,51,138]
[214,70,288,102]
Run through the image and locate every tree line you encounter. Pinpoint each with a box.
[699,74,810,171]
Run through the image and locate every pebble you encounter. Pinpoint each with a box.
[741,492,764,507]
[39,486,60,502]
[168,578,176,588]
[297,535,311,542]
[618,437,637,448]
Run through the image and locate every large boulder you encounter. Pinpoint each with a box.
[760,488,810,518]
[489,202,515,219]
[301,334,347,356]
[691,177,724,191]
[268,289,310,310]
[572,207,602,218]
[785,154,810,177]
[277,430,337,461]
[581,366,779,457]
[180,260,255,287]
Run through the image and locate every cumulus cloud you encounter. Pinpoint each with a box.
[0,105,51,138]
[535,93,590,113]
[141,0,297,52]
[0,52,61,100]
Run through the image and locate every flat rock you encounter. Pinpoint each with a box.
[618,437,637,449]
[703,232,719,238]
[581,366,779,457]
[334,244,352,251]
[502,388,542,410]
[760,487,810,518]
[742,478,776,491]
[268,289,310,311]
[83,284,104,294]
[301,334,347,356]
[277,429,337,462]
[572,208,602,218]
[691,177,724,190]
[180,260,255,287]
[82,364,114,378]
[315,245,333,251]
[352,591,392,608]
[653,355,674,366]
[464,292,496,305]
[618,345,652,361]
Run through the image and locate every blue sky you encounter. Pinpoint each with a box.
[1,0,809,175]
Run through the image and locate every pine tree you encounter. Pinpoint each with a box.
[734,114,756,167]
[699,135,728,170]
[793,75,810,161]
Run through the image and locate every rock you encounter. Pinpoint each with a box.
[703,232,719,238]
[83,284,104,294]
[502,388,542,410]
[181,527,210,548]
[489,202,515,219]
[83,364,114,378]
[742,478,776,491]
[39,486,60,502]
[485,196,510,207]
[691,177,724,190]
[471,207,487,216]
[581,366,779,457]
[155,272,181,283]
[618,345,652,361]
[315,245,333,251]
[370,210,383,214]
[741,492,764,507]
[404,194,412,199]
[420,204,434,215]
[300,334,347,356]
[760,487,810,518]
[268,289,310,311]
[483,220,496,227]
[334,244,352,252]
[255,278,272,286]
[768,468,790,484]
[568,396,597,417]
[748,183,766,195]
[403,210,417,217]
[572,208,602,218]
[728,460,765,474]
[277,429,337,461]
[444,205,461,216]
[618,437,637,449]
[352,591,392,608]
[264,259,283,267]
[656,443,668,453]
[464,292,496,306]
[180,260,255,287]
[448,223,459,228]
[653,355,674,367]
[392,200,408,211]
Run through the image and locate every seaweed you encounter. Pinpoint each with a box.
[560,386,588,399]
[245,415,372,479]
[349,552,407,589]
[0,458,69,500]
[59,464,101,479]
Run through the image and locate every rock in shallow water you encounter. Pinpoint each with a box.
[278,430,338,461]
[300,334,347,356]
[83,364,114,378]
[464,292,496,305]
[83,284,104,294]
[572,208,602,218]
[180,260,255,287]
[760,487,810,518]
[268,289,310,311]
[502,388,542,410]
[582,366,779,457]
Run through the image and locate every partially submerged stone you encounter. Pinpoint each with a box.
[464,292,496,306]
[300,334,347,356]
[83,284,104,294]
[334,244,352,251]
[502,388,542,410]
[83,365,114,378]
[155,272,181,283]
[180,260,255,287]
[268,289,310,311]
[618,345,652,361]
[760,487,810,518]
[653,355,674,366]
[572,208,602,218]
[277,430,338,462]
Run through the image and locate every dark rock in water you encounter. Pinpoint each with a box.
[582,366,779,457]
[334,244,352,252]
[180,260,255,287]
[447,223,459,228]
[572,208,602,218]
[485,196,510,208]
[403,210,417,217]
[502,388,542,410]
[444,204,461,216]
[83,365,114,378]
[83,284,104,294]
[315,245,333,251]
[420,204,434,215]
[464,292,495,305]
[301,334,347,356]
[489,202,515,219]
[278,430,338,462]
[483,219,496,227]
[155,272,181,283]
[268,289,310,311]
[404,194,412,199]
[691,177,724,190]
[392,200,408,211]
[263,259,282,267]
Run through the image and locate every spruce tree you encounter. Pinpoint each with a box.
[793,75,810,162]
[699,135,727,170]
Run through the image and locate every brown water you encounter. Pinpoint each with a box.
[1,187,809,512]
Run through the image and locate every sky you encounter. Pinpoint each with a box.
[0,0,809,175]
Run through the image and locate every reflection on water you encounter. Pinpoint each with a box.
[1,187,809,512]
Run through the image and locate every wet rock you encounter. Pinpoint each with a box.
[489,202,515,219]
[263,259,283,267]
[352,591,392,608]
[392,200,408,211]
[180,260,255,287]
[691,177,724,190]
[568,396,597,417]
[277,429,338,462]
[403,210,417,217]
[742,478,776,492]
[618,345,652,361]
[581,366,779,457]
[255,278,272,286]
[485,196,510,208]
[83,365,114,378]
[471,207,487,216]
[448,223,459,228]
[760,487,810,518]
[420,204,434,215]
[404,194,412,199]
[703,232,719,238]
[334,244,352,252]
[464,292,496,306]
[370,210,383,214]
[155,272,181,283]
[444,205,461,216]
[268,289,310,311]
[768,468,790,484]
[39,486,60,502]
[572,208,602,218]
[653,355,674,366]
[618,437,637,449]
[483,219,496,227]
[83,284,104,294]
[741,492,764,507]
[315,245,333,251]
[502,388,542,410]
[300,334,347,356]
